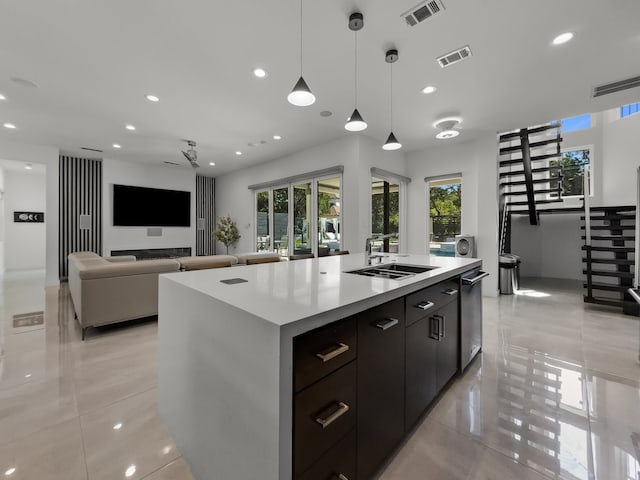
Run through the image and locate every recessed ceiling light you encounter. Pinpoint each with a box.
[235,151,242,156]
[25,373,32,378]
[3,123,16,129]
[422,85,437,94]
[24,164,33,170]
[113,423,123,430]
[113,144,121,149]
[4,467,16,476]
[0,93,5,100]
[552,32,574,45]
[209,162,215,166]
[253,68,267,78]
[125,465,136,478]
[145,94,159,102]
[320,110,333,117]
[273,135,281,140]
[125,124,136,131]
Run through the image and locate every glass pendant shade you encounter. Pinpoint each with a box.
[382,132,402,150]
[288,76,316,107]
[345,108,367,132]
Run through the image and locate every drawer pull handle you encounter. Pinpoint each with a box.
[315,401,350,429]
[315,343,350,363]
[462,271,489,285]
[331,475,350,480]
[442,288,458,296]
[374,317,399,330]
[415,301,435,311]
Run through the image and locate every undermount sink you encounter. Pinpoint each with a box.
[346,263,437,280]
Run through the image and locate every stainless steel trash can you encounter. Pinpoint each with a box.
[499,254,519,295]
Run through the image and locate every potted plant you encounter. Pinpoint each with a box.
[214,215,241,255]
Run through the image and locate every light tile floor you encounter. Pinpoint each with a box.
[0,271,638,479]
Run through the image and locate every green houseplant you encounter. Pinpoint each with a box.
[214,215,241,255]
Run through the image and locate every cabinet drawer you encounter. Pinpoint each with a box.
[405,278,460,327]
[296,428,356,480]
[294,362,357,477]
[294,317,357,392]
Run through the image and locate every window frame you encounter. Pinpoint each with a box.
[252,172,343,256]
[425,174,463,256]
[547,145,594,200]
[369,169,409,254]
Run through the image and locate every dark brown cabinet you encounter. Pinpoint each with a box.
[293,273,466,480]
[405,283,459,431]
[356,298,405,480]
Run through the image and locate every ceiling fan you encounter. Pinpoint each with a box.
[181,140,200,169]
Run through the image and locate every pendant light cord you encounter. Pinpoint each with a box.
[354,31,358,107]
[389,62,393,130]
[300,0,303,75]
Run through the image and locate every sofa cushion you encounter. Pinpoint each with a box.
[78,258,180,280]
[234,252,281,265]
[178,255,237,271]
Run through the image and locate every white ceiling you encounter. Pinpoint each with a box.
[0,0,638,176]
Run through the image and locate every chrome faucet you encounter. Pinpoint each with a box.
[365,233,398,265]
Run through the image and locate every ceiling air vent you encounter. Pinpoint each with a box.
[437,45,472,68]
[593,75,640,98]
[401,0,445,27]
[81,147,103,153]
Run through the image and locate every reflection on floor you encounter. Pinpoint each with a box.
[0,272,638,479]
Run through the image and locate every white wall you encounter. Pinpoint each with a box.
[215,136,406,255]
[512,213,583,280]
[407,135,499,296]
[0,167,4,272]
[601,111,640,206]
[0,141,59,286]
[102,158,196,255]
[4,170,47,270]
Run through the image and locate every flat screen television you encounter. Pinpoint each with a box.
[113,184,191,227]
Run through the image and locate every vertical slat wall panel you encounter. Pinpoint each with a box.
[196,175,215,255]
[58,156,103,279]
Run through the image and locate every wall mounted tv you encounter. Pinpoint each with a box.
[113,184,191,227]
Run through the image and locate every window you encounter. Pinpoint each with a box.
[317,177,341,256]
[549,148,591,197]
[252,169,343,256]
[621,102,640,118]
[256,190,270,251]
[561,114,592,133]
[428,177,461,257]
[371,178,400,253]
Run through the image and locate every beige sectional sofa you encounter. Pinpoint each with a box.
[68,252,181,339]
[68,251,280,339]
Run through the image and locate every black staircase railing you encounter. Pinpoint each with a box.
[498,123,564,226]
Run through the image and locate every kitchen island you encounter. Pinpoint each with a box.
[158,253,482,480]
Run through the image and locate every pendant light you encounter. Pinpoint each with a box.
[345,12,367,132]
[288,0,315,106]
[382,49,402,151]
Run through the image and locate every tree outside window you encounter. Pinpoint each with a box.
[550,149,590,197]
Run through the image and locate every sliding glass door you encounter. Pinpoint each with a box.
[428,177,461,257]
[256,190,270,251]
[254,173,343,257]
[317,176,341,256]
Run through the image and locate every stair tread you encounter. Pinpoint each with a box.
[582,258,634,265]
[499,153,562,166]
[581,214,636,220]
[583,282,632,292]
[501,178,562,187]
[582,245,635,252]
[499,124,560,142]
[581,225,635,230]
[502,189,562,196]
[581,235,635,240]
[499,166,563,178]
[508,199,563,206]
[583,269,634,278]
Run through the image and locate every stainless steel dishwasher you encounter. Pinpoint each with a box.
[460,269,489,371]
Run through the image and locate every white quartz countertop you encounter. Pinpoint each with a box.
[161,253,481,327]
